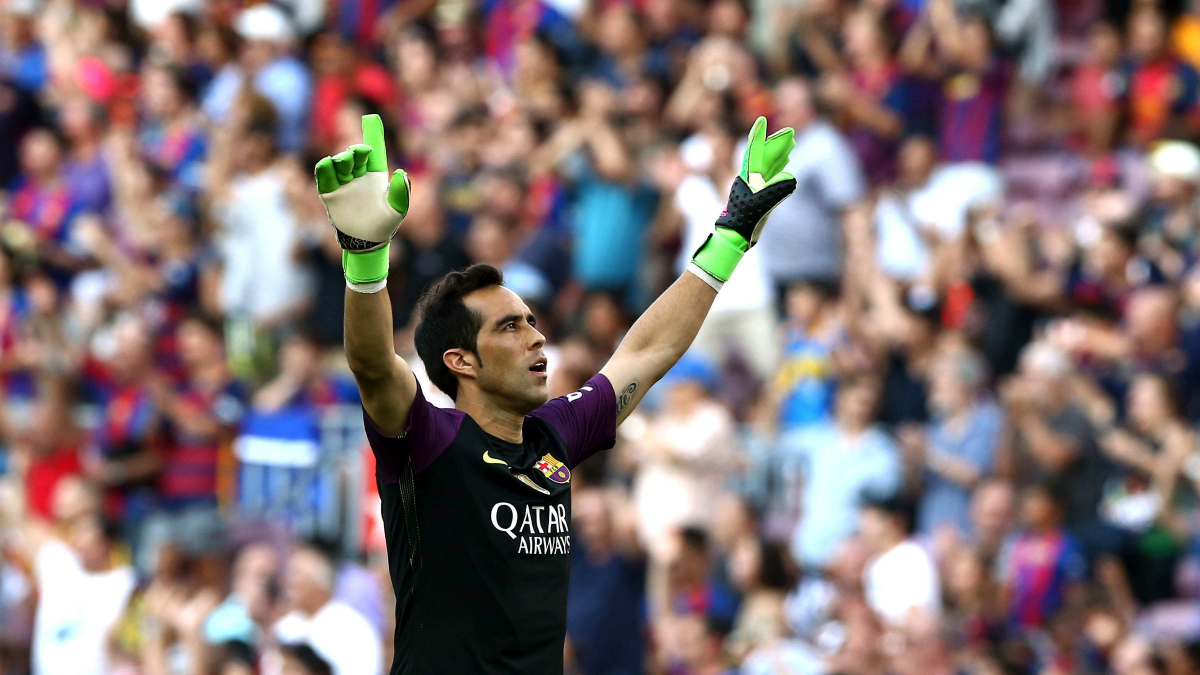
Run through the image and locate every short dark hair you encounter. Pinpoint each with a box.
[414,264,505,399]
[280,643,333,675]
[862,492,917,535]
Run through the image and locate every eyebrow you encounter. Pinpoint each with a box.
[493,314,522,330]
[492,313,537,330]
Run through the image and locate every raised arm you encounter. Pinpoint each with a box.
[601,118,797,423]
[315,115,417,436]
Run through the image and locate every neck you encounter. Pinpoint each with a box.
[879,534,905,553]
[457,389,526,442]
[300,594,330,617]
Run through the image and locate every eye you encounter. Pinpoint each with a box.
[505,322,517,330]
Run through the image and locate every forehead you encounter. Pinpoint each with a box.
[462,285,530,322]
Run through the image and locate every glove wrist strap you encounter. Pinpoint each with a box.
[689,229,748,291]
[343,244,390,294]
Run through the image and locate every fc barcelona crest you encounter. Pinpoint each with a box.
[534,453,571,484]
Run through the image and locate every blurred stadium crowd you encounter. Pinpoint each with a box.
[4,0,1200,673]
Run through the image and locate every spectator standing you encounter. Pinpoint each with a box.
[785,374,901,570]
[274,546,382,675]
[759,77,865,293]
[140,315,243,573]
[1000,341,1109,529]
[916,347,1004,537]
[1000,481,1086,630]
[540,79,656,303]
[203,5,312,153]
[632,355,741,559]
[30,513,136,675]
[860,494,942,627]
[209,95,311,327]
[566,489,646,675]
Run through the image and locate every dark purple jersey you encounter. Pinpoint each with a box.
[365,375,617,674]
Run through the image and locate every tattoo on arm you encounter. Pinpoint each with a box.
[616,382,637,415]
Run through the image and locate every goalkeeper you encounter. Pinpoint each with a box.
[315,114,796,674]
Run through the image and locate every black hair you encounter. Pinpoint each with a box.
[862,491,917,535]
[414,264,505,399]
[216,640,257,668]
[280,643,333,675]
[758,540,796,591]
[680,526,709,554]
[789,278,841,302]
[1026,476,1068,510]
[181,310,225,341]
[705,613,734,640]
[1107,218,1142,250]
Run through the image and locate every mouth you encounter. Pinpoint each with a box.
[529,357,548,378]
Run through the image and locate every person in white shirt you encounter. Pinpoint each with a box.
[858,494,942,627]
[274,546,382,675]
[32,513,136,675]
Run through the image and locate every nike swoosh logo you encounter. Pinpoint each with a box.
[482,451,508,466]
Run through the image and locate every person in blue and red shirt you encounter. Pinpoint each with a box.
[9,127,81,250]
[1121,7,1200,146]
[1000,480,1087,630]
[139,60,207,192]
[904,0,1008,164]
[139,313,245,573]
[83,317,165,537]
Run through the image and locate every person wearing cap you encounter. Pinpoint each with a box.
[1146,140,1200,273]
[201,4,312,153]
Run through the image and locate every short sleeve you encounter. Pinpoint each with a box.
[529,375,617,468]
[364,379,464,482]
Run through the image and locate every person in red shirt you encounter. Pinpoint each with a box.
[20,381,84,522]
[1072,22,1124,155]
[308,32,397,155]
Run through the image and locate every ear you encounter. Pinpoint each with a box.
[443,349,477,382]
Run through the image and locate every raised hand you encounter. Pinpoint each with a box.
[688,116,797,291]
[314,114,411,291]
[314,114,410,252]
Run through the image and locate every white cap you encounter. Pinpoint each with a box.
[1149,140,1200,183]
[234,3,295,43]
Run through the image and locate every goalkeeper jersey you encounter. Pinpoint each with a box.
[365,374,617,675]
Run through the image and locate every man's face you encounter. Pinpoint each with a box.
[459,286,548,413]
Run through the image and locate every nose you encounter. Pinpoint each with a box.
[530,326,546,350]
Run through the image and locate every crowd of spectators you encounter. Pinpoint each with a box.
[3,0,1200,673]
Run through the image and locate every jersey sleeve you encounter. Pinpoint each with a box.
[529,374,618,468]
[363,378,463,483]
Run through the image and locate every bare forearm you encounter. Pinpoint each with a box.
[345,287,416,434]
[345,288,397,374]
[601,273,716,420]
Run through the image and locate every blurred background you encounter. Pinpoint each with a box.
[3,0,1200,673]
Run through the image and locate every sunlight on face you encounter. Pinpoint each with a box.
[461,286,549,413]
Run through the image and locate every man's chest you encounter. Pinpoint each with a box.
[412,423,575,560]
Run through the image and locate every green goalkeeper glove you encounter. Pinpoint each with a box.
[314,114,411,293]
[687,116,797,292]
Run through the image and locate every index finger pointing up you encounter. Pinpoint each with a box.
[362,114,388,173]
